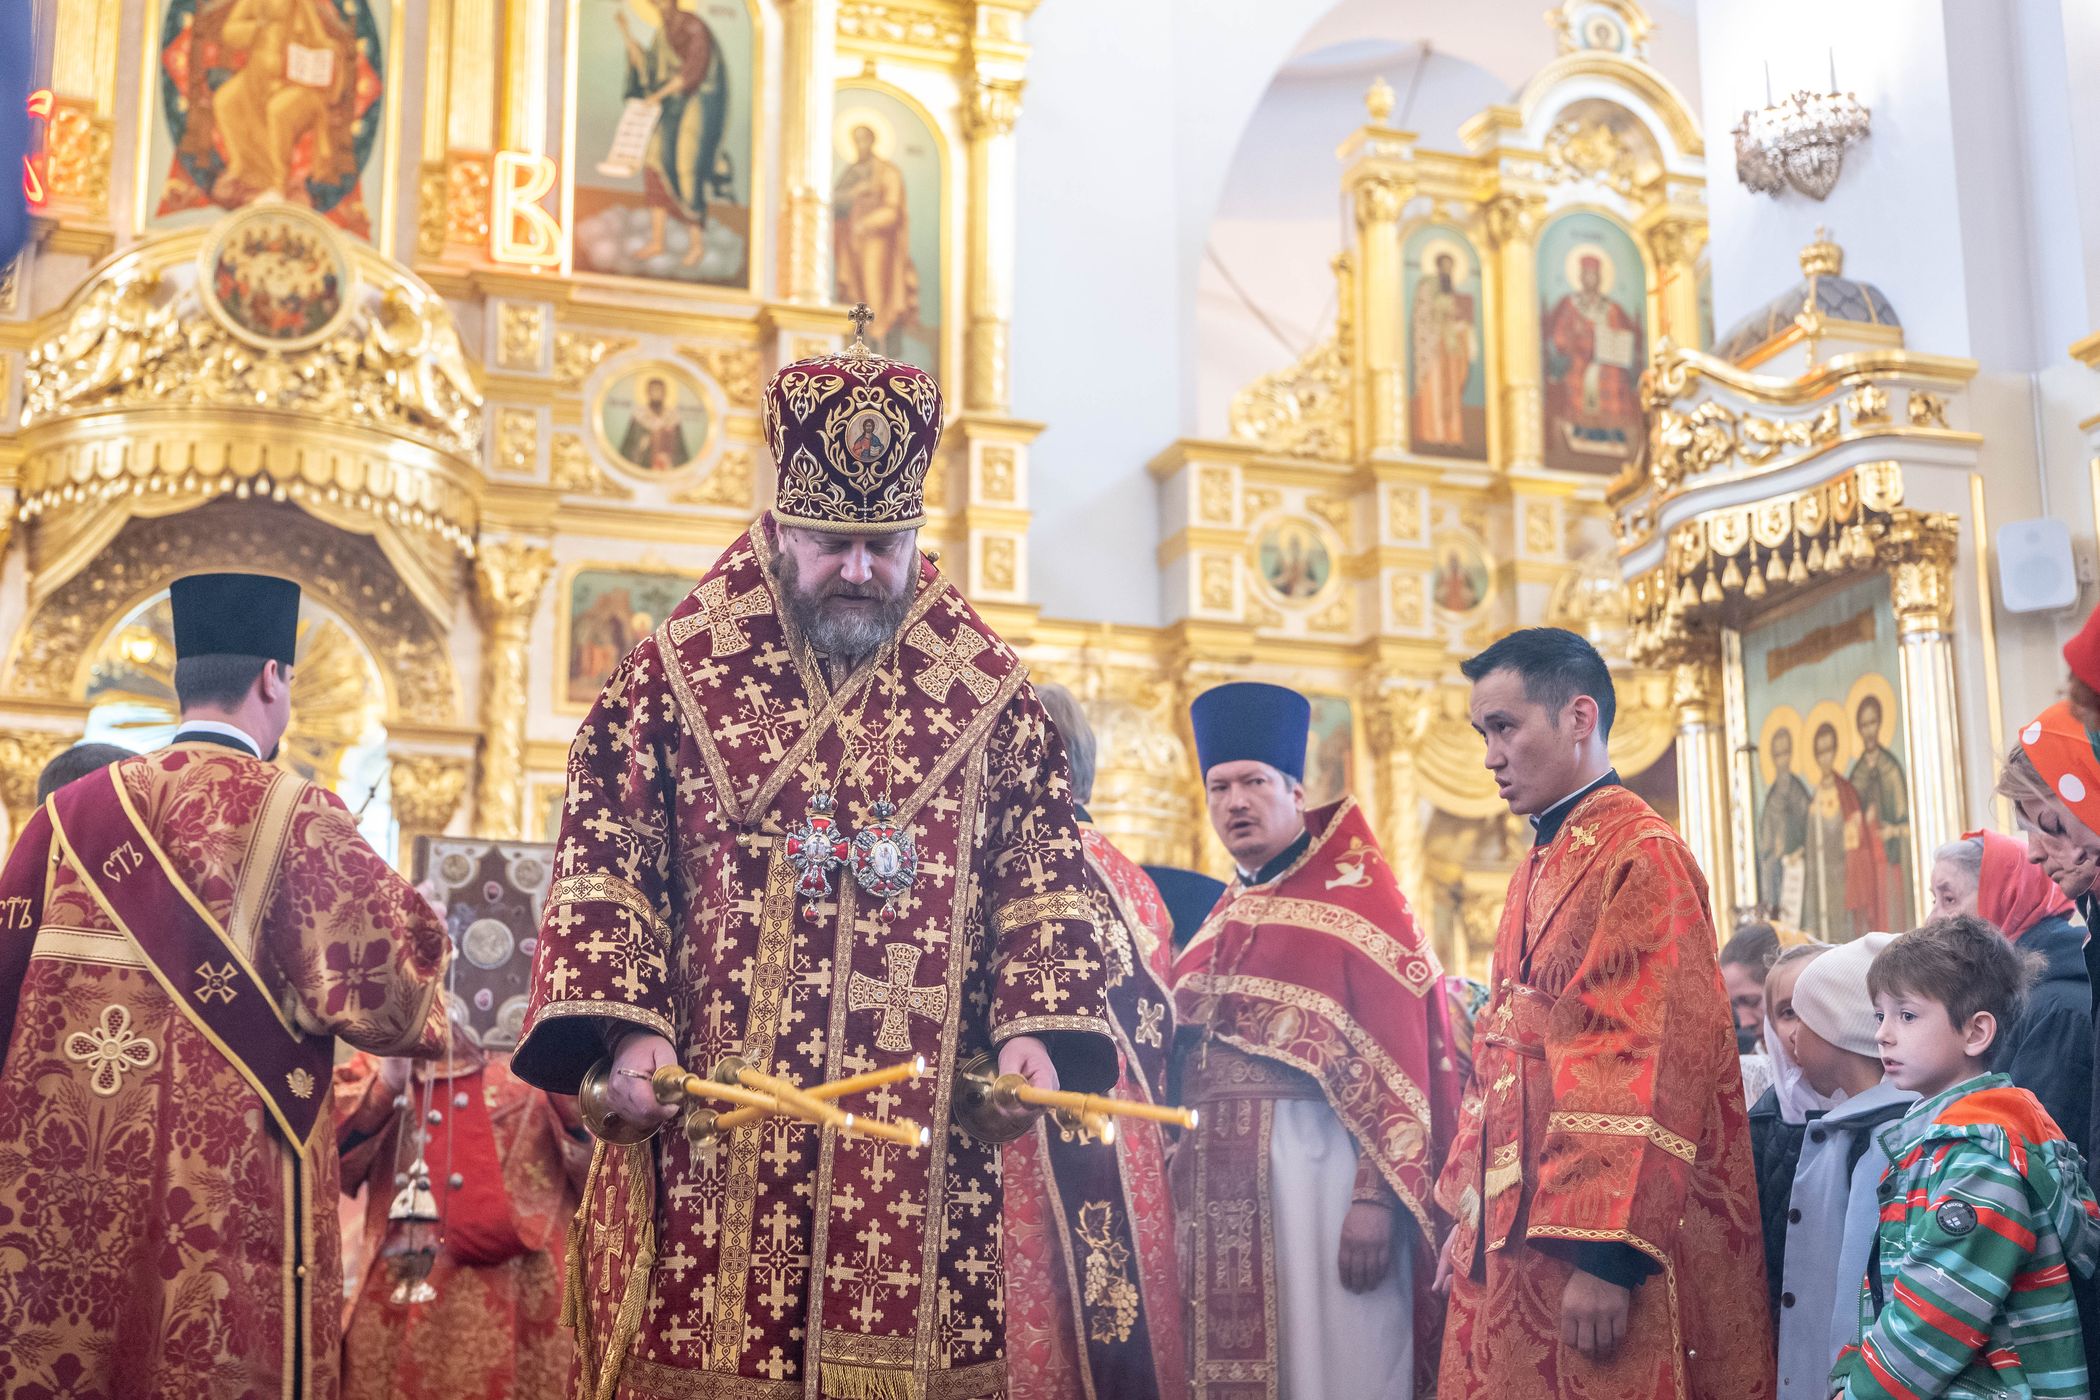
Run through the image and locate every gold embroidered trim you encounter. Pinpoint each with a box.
[227,769,302,964]
[550,873,668,932]
[623,1359,803,1399]
[990,890,1097,936]
[995,1013,1113,1042]
[1176,974,1435,1125]
[924,1359,1006,1400]
[1546,1110,1698,1165]
[1219,894,1442,994]
[529,998,675,1042]
[30,925,146,967]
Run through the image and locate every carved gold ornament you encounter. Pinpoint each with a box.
[6,505,460,726]
[17,218,484,598]
[1624,463,1959,666]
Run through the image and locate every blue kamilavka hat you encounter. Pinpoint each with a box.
[1189,682,1311,781]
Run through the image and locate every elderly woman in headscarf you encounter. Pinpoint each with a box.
[1929,827,2090,1150]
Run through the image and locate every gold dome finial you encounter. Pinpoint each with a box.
[1366,75,1395,124]
[1799,226,1843,279]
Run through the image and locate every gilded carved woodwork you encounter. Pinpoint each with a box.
[497,304,548,371]
[446,154,493,250]
[391,753,472,841]
[672,448,757,508]
[1228,255,1356,461]
[0,732,79,822]
[5,504,461,725]
[679,346,764,409]
[497,409,540,475]
[472,540,555,840]
[554,331,639,387]
[41,99,113,216]
[1541,114,1651,200]
[1623,462,1960,665]
[551,434,636,498]
[21,251,482,465]
[836,1,971,56]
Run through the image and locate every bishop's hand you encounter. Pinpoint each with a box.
[608,1030,682,1129]
[996,1034,1057,1091]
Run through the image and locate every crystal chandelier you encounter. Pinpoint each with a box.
[1733,60,1870,201]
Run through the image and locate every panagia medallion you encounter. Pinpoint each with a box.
[851,796,919,920]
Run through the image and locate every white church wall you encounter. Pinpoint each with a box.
[1695,0,2100,820]
[1015,0,1698,625]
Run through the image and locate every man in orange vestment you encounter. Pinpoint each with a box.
[0,572,452,1400]
[1002,685,1187,1400]
[336,1035,591,1400]
[1173,682,1462,1400]
[1433,628,1771,1399]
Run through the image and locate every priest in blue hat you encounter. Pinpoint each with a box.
[1171,681,1461,1400]
[0,571,453,1400]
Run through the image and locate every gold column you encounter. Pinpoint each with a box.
[1352,173,1408,454]
[499,0,550,152]
[1670,642,1733,917]
[1642,213,1707,350]
[472,540,554,839]
[1485,193,1546,473]
[777,0,839,305]
[962,76,1023,412]
[391,753,472,869]
[1889,517,1964,917]
[1362,677,1434,912]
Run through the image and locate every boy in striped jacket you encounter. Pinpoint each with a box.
[1832,914,2100,1400]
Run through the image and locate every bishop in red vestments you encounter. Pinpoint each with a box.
[1003,685,1187,1400]
[1172,682,1462,1400]
[0,573,451,1400]
[513,314,1116,1400]
[1433,629,1771,1399]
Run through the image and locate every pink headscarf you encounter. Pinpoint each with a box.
[1966,828,2074,939]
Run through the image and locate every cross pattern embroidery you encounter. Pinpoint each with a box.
[847,942,949,1052]
[1134,999,1165,1048]
[670,577,769,658]
[194,961,239,1005]
[1002,922,1101,1013]
[903,621,999,705]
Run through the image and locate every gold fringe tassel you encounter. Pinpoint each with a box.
[1482,1159,1524,1198]
[818,1364,920,1400]
[593,1146,659,1400]
[562,1143,659,1400]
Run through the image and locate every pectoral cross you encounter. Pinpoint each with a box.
[848,303,874,346]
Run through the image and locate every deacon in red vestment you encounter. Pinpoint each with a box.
[1171,682,1462,1400]
[1433,628,1771,1400]
[513,313,1116,1400]
[0,573,451,1400]
[1003,685,1187,1400]
[336,1039,591,1400]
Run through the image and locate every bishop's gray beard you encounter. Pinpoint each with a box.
[773,550,911,664]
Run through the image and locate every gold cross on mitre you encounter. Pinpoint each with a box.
[847,302,875,354]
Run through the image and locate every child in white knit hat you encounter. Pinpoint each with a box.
[1772,933,1917,1398]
